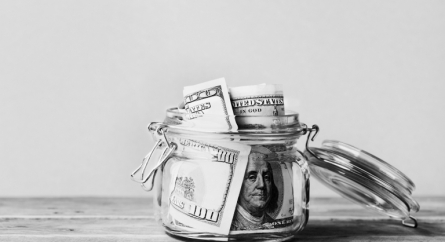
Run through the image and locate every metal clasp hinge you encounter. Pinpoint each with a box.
[303,124,320,159]
[130,123,177,191]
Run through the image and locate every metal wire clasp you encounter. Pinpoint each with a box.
[130,123,177,191]
[303,124,320,158]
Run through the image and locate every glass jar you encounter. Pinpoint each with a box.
[132,108,311,241]
[132,107,419,241]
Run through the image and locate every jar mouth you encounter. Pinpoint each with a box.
[166,107,301,119]
[160,107,305,138]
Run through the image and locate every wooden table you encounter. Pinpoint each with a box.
[1,197,444,241]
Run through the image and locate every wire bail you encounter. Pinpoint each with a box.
[303,124,320,159]
[130,123,177,191]
[402,216,418,228]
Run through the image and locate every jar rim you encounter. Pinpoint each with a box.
[155,107,305,139]
[166,107,301,119]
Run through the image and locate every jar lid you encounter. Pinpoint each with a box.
[303,126,419,227]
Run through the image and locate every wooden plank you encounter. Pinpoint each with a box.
[1,219,444,241]
[309,197,445,218]
[1,197,443,217]
[0,197,444,241]
[0,197,151,216]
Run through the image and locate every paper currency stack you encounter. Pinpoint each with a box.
[165,78,297,236]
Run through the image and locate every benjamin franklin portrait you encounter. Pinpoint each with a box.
[230,148,279,230]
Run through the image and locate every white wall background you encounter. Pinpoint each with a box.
[1,0,444,198]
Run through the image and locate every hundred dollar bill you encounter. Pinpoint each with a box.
[166,138,251,235]
[229,84,285,116]
[183,78,238,131]
[229,84,287,130]
[230,145,297,234]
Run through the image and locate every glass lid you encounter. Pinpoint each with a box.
[302,126,419,227]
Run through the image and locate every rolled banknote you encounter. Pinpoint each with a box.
[229,84,285,116]
[183,78,238,131]
[166,138,251,235]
